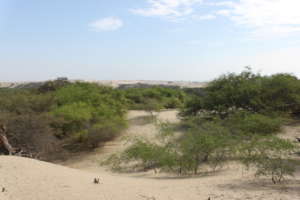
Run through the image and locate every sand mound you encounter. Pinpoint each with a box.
[1,156,299,200]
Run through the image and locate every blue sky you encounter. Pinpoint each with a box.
[1,0,300,81]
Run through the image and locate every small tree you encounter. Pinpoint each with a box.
[104,120,234,175]
[179,122,232,174]
[143,99,164,121]
[238,137,296,184]
[182,69,300,117]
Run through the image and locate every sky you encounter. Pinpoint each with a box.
[1,0,300,82]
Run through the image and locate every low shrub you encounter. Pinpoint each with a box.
[105,121,234,174]
[238,136,296,183]
[122,87,186,110]
[225,111,284,136]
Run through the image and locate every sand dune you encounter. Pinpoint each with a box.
[1,111,300,200]
[0,80,207,89]
[1,155,300,200]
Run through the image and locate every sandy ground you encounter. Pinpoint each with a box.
[1,110,300,200]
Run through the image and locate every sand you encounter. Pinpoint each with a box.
[1,111,300,200]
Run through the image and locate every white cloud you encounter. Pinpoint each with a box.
[215,9,231,16]
[131,0,204,19]
[192,14,216,20]
[88,17,123,32]
[206,1,234,7]
[215,0,300,36]
[133,0,300,37]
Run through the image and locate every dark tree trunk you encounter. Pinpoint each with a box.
[0,125,15,155]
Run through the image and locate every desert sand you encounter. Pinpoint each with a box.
[1,111,300,200]
[0,80,207,89]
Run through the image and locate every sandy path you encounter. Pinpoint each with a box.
[1,110,300,200]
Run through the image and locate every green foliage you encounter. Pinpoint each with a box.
[38,79,70,93]
[0,88,61,158]
[255,158,296,184]
[122,87,186,110]
[238,136,296,183]
[106,96,297,184]
[53,102,93,122]
[0,82,129,157]
[123,139,172,169]
[85,117,127,147]
[178,122,232,174]
[104,137,179,172]
[225,111,284,136]
[0,111,60,160]
[51,82,127,147]
[105,120,234,174]
[0,89,55,114]
[182,69,300,116]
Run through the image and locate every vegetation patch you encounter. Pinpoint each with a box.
[0,81,128,159]
[105,69,300,183]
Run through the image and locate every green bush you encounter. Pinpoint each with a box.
[178,122,233,174]
[0,112,62,160]
[0,89,55,114]
[225,111,284,136]
[238,136,296,183]
[38,79,70,93]
[122,87,186,110]
[0,82,129,156]
[105,121,234,174]
[182,69,300,116]
[51,82,127,148]
[83,117,127,147]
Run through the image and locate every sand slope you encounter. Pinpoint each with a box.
[1,111,300,200]
[1,156,300,200]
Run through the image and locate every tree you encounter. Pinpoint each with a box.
[238,136,296,183]
[182,69,300,117]
[0,124,15,155]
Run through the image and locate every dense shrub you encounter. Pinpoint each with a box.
[0,111,63,159]
[38,79,70,93]
[225,111,284,136]
[51,83,127,148]
[122,87,186,110]
[0,89,55,114]
[0,82,129,157]
[0,88,61,158]
[182,69,300,116]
